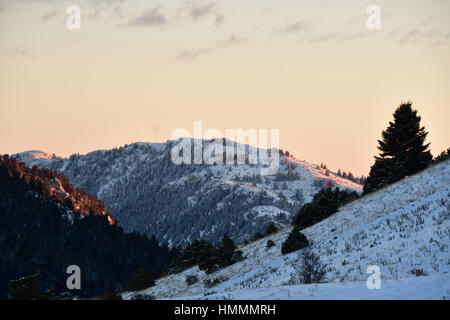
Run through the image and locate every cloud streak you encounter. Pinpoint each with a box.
[41,10,58,21]
[219,34,247,47]
[175,33,247,61]
[182,1,224,26]
[190,2,215,20]
[175,48,210,61]
[278,21,310,34]
[129,7,166,27]
[397,27,450,46]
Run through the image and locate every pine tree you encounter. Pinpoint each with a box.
[218,233,235,263]
[281,226,309,255]
[264,222,278,236]
[364,102,432,193]
[198,233,242,274]
[376,102,431,172]
[433,147,450,164]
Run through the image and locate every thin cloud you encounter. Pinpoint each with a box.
[190,2,215,20]
[175,49,210,61]
[175,33,246,62]
[397,27,449,46]
[418,15,434,28]
[215,13,224,26]
[13,45,34,58]
[41,10,58,21]
[306,30,368,44]
[308,32,339,44]
[219,34,247,47]
[183,1,224,26]
[129,7,166,27]
[278,21,309,34]
[398,29,421,44]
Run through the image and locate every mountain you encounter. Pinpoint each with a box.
[122,159,450,300]
[0,155,176,298]
[0,154,115,224]
[15,150,58,160]
[13,140,362,247]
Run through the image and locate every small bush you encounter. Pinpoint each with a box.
[281,227,309,255]
[295,247,326,284]
[252,232,264,241]
[185,275,199,286]
[203,276,229,289]
[131,293,155,300]
[126,268,155,291]
[411,269,428,277]
[264,223,278,236]
[266,239,276,249]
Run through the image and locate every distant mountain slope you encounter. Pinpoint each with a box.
[13,140,362,246]
[0,154,114,224]
[124,159,450,300]
[0,155,175,298]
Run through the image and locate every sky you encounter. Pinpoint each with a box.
[0,0,449,176]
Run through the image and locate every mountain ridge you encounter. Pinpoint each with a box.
[0,155,176,298]
[13,140,362,247]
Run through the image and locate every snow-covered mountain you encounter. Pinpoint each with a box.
[15,150,57,160]
[13,140,362,246]
[122,159,450,300]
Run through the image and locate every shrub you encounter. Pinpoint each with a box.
[266,239,276,249]
[264,222,278,236]
[126,268,155,291]
[185,275,199,286]
[293,188,359,230]
[281,227,309,255]
[295,247,326,284]
[203,276,228,289]
[131,293,155,300]
[411,269,428,277]
[252,232,264,241]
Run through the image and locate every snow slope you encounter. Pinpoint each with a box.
[17,150,56,160]
[123,159,450,300]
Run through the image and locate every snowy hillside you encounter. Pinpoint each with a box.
[17,150,57,160]
[13,140,361,246]
[123,159,450,300]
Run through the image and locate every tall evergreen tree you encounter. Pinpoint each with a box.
[364,102,432,193]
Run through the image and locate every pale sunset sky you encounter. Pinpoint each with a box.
[0,0,449,176]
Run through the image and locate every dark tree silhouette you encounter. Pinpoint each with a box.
[281,227,309,255]
[364,102,432,193]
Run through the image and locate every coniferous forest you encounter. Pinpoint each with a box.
[0,155,177,299]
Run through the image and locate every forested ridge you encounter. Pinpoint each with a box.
[0,155,177,299]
